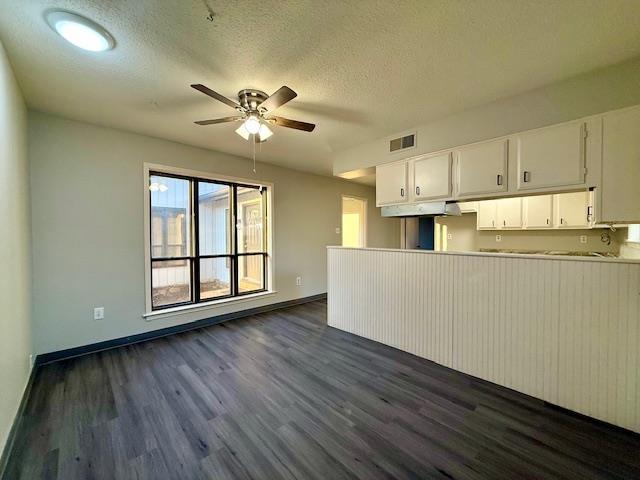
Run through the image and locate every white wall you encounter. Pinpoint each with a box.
[28,111,399,355]
[0,41,31,457]
[333,56,640,175]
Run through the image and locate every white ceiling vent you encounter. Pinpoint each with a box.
[389,133,416,153]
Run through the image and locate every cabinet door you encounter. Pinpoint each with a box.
[496,197,522,228]
[376,162,407,206]
[516,121,586,191]
[456,139,508,197]
[477,200,497,230]
[412,153,452,201]
[554,191,592,228]
[601,107,640,222]
[523,195,553,229]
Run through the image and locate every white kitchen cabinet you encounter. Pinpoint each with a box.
[496,197,522,229]
[601,106,640,223]
[376,161,408,206]
[523,195,553,229]
[456,139,508,197]
[412,152,452,201]
[554,191,593,228]
[477,200,497,229]
[516,121,586,191]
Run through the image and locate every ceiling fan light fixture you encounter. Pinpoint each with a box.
[244,115,261,135]
[235,123,251,140]
[46,11,115,52]
[258,123,273,141]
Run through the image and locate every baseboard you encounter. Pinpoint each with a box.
[36,293,327,366]
[0,363,37,480]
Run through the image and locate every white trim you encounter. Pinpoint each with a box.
[326,246,640,264]
[143,290,278,320]
[143,163,275,315]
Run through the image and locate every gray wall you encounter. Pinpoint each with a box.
[28,112,399,355]
[0,41,31,455]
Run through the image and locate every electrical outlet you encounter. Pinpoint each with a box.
[447,233,453,240]
[94,307,105,320]
[335,227,341,234]
[579,235,588,244]
[296,276,302,286]
[495,234,502,242]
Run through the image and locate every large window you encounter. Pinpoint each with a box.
[148,171,269,310]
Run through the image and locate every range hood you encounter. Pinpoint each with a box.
[381,201,461,217]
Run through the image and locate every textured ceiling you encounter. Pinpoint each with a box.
[2,0,640,176]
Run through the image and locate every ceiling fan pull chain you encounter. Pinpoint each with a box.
[252,136,256,173]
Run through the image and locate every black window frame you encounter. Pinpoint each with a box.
[149,171,268,311]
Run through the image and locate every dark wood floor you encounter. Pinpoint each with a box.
[4,299,640,480]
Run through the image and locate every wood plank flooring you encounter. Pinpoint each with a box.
[4,299,640,480]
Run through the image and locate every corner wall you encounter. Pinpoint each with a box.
[28,111,399,355]
[0,41,31,457]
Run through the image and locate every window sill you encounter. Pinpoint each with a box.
[143,290,277,321]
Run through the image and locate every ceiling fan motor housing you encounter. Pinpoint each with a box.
[237,89,268,113]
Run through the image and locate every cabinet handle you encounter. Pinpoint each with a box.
[523,171,531,183]
[400,188,404,197]
[416,186,420,196]
[587,206,593,222]
[561,218,565,225]
[503,220,506,226]
[546,218,549,225]
[496,174,503,186]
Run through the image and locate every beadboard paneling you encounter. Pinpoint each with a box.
[327,247,640,433]
[328,248,454,367]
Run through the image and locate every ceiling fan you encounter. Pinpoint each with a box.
[191,84,316,142]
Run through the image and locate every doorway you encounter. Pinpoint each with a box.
[341,196,367,247]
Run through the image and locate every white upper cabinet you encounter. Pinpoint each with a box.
[601,106,640,223]
[523,195,553,229]
[477,200,497,230]
[412,152,452,201]
[376,161,408,206]
[516,121,586,191]
[554,191,593,228]
[496,197,522,229]
[456,139,508,198]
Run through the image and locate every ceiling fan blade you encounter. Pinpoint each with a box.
[191,84,240,110]
[269,115,316,132]
[260,86,297,112]
[194,116,243,125]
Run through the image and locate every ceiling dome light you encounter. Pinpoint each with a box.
[244,115,261,135]
[46,11,115,52]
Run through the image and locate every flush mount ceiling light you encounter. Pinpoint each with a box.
[46,10,115,52]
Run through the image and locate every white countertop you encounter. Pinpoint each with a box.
[327,246,640,264]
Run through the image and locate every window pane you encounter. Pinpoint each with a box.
[200,257,231,300]
[198,182,231,255]
[238,254,264,293]
[152,260,191,308]
[237,187,265,253]
[150,175,191,258]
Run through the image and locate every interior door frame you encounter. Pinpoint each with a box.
[341,194,368,248]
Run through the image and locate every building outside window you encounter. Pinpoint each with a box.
[146,169,271,311]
